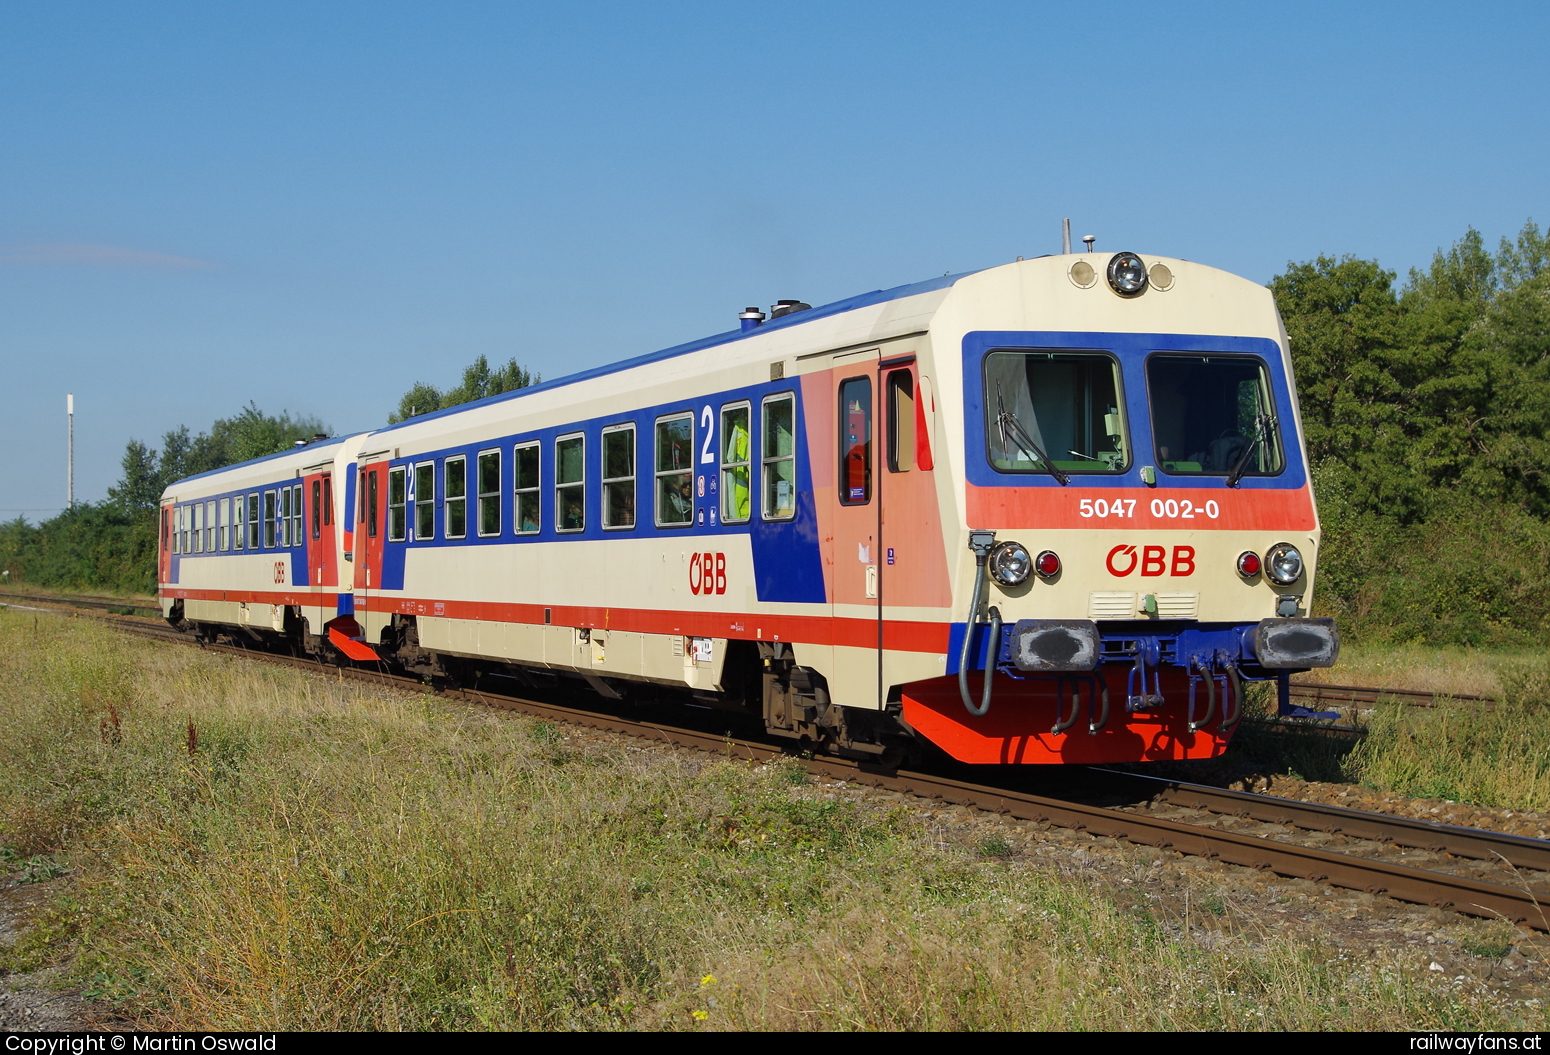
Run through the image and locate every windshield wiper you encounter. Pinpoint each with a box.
[1225,414,1274,488]
[996,387,1070,486]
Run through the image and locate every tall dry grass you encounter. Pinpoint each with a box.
[1293,643,1547,698]
[0,611,1542,1030]
[1345,665,1550,810]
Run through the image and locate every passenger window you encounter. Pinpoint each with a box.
[445,457,466,539]
[838,377,872,505]
[414,464,434,540]
[720,404,751,523]
[291,484,303,546]
[514,442,540,534]
[219,497,230,551]
[887,370,915,473]
[388,466,407,542]
[556,434,585,532]
[478,450,501,536]
[602,425,635,530]
[193,502,204,553]
[246,494,258,550]
[312,480,321,541]
[654,414,693,527]
[264,491,277,548]
[206,500,216,552]
[173,506,182,554]
[762,394,796,520]
[280,488,292,548]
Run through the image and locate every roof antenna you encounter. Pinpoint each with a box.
[1062,218,1071,255]
[1082,234,1096,252]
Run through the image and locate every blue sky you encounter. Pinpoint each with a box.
[3,2,1545,518]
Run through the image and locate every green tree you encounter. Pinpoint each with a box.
[107,439,164,515]
[1273,220,1550,645]
[1495,219,1547,290]
[389,356,539,423]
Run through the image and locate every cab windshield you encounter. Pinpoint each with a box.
[1147,355,1284,477]
[983,351,1128,475]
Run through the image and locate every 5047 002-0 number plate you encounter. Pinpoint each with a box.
[1079,497,1222,520]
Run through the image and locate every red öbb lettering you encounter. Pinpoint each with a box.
[689,552,728,595]
[1105,545,1137,576]
[1107,544,1197,577]
[1140,546,1167,576]
[1171,545,1196,576]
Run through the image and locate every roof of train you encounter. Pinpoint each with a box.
[373,268,977,435]
[163,266,984,492]
[166,434,356,488]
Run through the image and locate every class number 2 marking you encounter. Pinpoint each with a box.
[700,405,716,464]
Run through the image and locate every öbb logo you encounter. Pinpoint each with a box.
[689,552,727,595]
[1106,545,1195,577]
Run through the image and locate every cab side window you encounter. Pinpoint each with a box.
[886,370,915,473]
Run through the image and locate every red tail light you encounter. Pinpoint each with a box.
[1035,550,1061,578]
[1237,551,1261,577]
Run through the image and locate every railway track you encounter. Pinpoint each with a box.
[12,593,1547,930]
[1287,680,1494,710]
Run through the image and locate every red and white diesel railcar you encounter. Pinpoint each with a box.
[160,251,1338,765]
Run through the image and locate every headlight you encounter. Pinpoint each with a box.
[988,541,1032,587]
[1107,252,1149,296]
[1264,543,1303,585]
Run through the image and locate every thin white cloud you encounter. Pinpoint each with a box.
[0,242,214,269]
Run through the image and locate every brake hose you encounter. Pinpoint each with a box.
[959,531,999,716]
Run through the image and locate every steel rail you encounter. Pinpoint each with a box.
[1288,680,1493,708]
[1091,768,1550,873]
[25,601,1550,930]
[0,590,162,617]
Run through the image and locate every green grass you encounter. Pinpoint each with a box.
[1344,665,1550,809]
[1,611,1542,1031]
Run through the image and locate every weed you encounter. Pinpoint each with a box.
[0,610,1543,1031]
[977,834,1014,859]
[16,856,70,884]
[1460,922,1516,962]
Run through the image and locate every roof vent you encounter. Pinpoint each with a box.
[769,299,811,320]
[739,307,766,332]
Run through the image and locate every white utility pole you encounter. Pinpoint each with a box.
[67,393,74,509]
